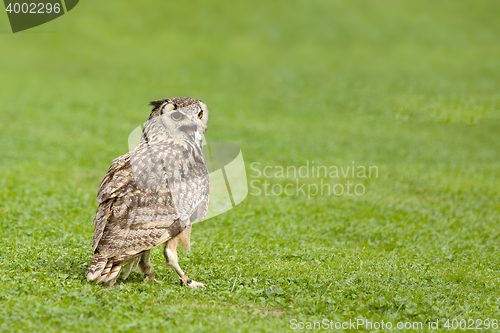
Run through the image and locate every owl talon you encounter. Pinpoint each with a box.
[178,276,204,288]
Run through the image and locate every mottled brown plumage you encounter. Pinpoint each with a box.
[87,97,210,287]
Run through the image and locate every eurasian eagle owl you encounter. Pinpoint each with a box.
[87,97,210,288]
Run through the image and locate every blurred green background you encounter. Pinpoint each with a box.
[0,1,499,332]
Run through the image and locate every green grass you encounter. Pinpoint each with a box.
[1,0,500,332]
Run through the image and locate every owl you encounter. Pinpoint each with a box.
[86,97,210,288]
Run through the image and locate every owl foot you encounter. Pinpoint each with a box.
[178,275,205,288]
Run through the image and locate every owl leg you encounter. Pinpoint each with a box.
[164,235,204,288]
[138,250,156,282]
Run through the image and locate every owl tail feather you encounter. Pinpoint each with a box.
[87,251,144,285]
[87,254,123,286]
[86,253,108,282]
[97,262,122,286]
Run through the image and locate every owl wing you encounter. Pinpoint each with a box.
[91,140,209,258]
[190,186,209,223]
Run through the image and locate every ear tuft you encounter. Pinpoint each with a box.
[149,99,169,108]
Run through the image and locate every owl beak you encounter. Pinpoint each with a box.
[180,124,197,139]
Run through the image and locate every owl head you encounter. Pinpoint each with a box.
[146,97,209,146]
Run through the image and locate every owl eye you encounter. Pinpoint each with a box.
[198,111,203,119]
[171,111,183,121]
